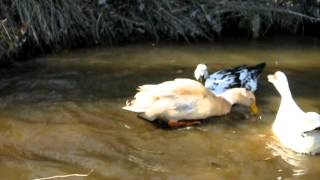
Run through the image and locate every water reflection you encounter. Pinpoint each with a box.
[266,136,308,176]
[0,40,319,179]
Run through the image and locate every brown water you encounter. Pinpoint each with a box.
[0,39,319,179]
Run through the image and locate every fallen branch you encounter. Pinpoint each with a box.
[32,169,94,180]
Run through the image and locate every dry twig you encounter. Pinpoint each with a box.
[32,169,94,180]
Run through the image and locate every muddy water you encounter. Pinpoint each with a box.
[0,39,319,179]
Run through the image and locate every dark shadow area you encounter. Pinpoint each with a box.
[1,1,320,64]
[150,105,258,129]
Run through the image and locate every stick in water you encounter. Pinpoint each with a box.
[32,169,94,180]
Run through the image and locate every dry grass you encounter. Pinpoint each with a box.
[0,0,320,63]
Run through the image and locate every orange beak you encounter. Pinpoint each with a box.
[250,102,260,115]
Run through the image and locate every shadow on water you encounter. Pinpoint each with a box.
[0,64,319,103]
[0,41,319,179]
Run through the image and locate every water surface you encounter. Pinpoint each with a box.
[0,39,320,179]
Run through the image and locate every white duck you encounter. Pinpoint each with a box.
[194,63,266,95]
[123,78,258,127]
[268,71,320,155]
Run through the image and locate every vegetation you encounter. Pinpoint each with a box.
[1,0,320,63]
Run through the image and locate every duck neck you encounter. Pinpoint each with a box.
[276,81,293,101]
[277,83,302,114]
[280,91,294,104]
[199,75,206,85]
[218,91,237,106]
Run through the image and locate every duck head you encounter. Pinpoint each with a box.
[267,71,291,97]
[194,64,208,84]
[220,88,259,115]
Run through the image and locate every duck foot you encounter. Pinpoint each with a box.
[168,120,201,127]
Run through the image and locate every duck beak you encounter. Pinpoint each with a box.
[267,74,276,83]
[250,102,260,115]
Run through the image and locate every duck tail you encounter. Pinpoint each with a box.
[249,62,266,77]
[137,84,156,91]
[122,99,146,113]
[123,88,157,113]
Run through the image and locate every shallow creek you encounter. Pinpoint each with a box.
[0,39,319,179]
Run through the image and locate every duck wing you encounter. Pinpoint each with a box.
[205,71,240,94]
[123,78,209,113]
[205,62,266,94]
[241,62,266,91]
[246,62,266,79]
[301,112,320,136]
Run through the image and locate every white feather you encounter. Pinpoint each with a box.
[268,71,320,155]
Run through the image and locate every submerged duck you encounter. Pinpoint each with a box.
[194,62,266,95]
[268,71,320,155]
[123,78,258,127]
